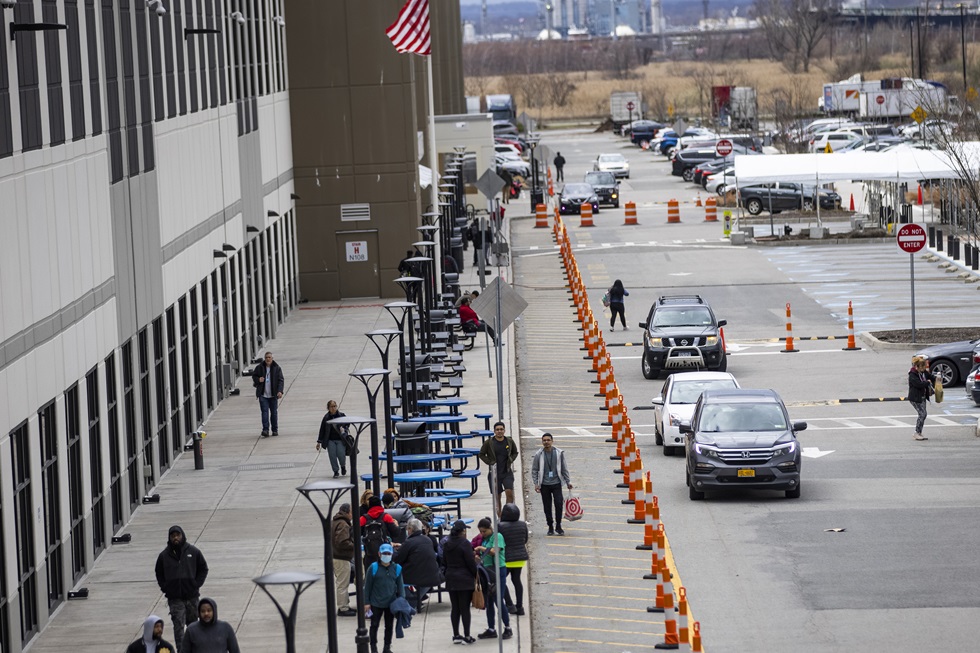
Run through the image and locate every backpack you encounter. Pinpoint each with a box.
[409,504,434,528]
[363,514,392,561]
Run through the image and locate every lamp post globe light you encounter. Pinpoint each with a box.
[295,479,353,653]
[348,369,390,497]
[314,416,375,653]
[364,330,401,483]
[251,571,321,653]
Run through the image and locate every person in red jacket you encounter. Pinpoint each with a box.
[359,496,401,569]
[458,297,497,342]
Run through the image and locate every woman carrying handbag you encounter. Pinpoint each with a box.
[441,520,477,645]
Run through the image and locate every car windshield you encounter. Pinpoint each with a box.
[670,379,737,404]
[599,154,625,162]
[699,403,788,432]
[652,307,713,327]
[585,172,615,184]
[563,184,592,195]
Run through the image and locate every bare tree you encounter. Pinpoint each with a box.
[687,65,717,122]
[544,72,577,107]
[754,0,836,73]
[764,75,814,153]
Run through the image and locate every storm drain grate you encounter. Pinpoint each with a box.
[237,462,300,471]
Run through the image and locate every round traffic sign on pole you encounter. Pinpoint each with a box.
[716,139,733,157]
[875,95,885,105]
[897,223,926,253]
[626,101,635,111]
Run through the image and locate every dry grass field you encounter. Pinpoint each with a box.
[471,53,933,124]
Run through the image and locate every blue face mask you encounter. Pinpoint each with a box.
[380,554,393,564]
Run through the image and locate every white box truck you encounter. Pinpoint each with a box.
[859,83,950,119]
[610,91,643,128]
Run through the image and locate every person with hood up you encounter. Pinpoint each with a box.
[126,615,175,653]
[180,598,240,653]
[364,543,405,653]
[155,525,209,650]
[360,495,401,570]
[332,503,357,617]
[393,518,442,611]
[497,503,529,616]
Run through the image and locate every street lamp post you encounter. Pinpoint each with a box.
[348,369,391,497]
[294,479,352,653]
[252,571,321,653]
[405,256,432,351]
[365,330,402,483]
[384,298,417,418]
[317,416,376,653]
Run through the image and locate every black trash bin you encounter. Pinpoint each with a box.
[450,236,464,273]
[394,421,429,496]
[530,188,544,211]
[400,353,431,413]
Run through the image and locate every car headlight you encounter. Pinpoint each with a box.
[668,413,683,426]
[771,441,796,457]
[611,192,618,199]
[694,442,721,459]
[705,336,718,346]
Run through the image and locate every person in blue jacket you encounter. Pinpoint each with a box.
[364,543,405,653]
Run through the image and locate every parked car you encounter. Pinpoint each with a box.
[682,388,806,500]
[739,183,841,215]
[558,183,600,215]
[964,342,980,404]
[584,171,620,207]
[639,295,727,380]
[621,119,663,138]
[594,153,630,178]
[494,143,523,159]
[495,155,530,178]
[810,130,863,153]
[703,166,736,194]
[915,339,980,386]
[653,371,740,456]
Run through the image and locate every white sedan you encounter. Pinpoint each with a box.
[652,371,740,456]
[593,153,630,179]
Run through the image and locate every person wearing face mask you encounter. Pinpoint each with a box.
[180,598,240,653]
[316,399,349,477]
[364,543,405,653]
[126,615,175,653]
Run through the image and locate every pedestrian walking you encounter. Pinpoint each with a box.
[478,422,519,514]
[441,520,477,645]
[607,279,630,332]
[553,152,566,182]
[468,220,493,267]
[180,598,240,653]
[393,518,442,612]
[126,615,175,653]
[332,503,357,617]
[316,400,349,477]
[908,355,936,441]
[251,351,284,437]
[498,167,513,203]
[155,526,209,651]
[475,517,512,640]
[497,503,528,616]
[364,543,405,653]
[531,432,574,536]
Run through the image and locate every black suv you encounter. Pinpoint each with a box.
[639,295,727,379]
[583,171,620,208]
[681,389,806,500]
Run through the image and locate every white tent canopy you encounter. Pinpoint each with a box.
[733,143,980,184]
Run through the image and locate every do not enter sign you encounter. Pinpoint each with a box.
[626,101,635,111]
[716,139,733,157]
[897,223,926,253]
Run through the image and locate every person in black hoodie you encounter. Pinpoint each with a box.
[251,351,284,437]
[497,503,529,616]
[126,614,175,653]
[181,598,240,653]
[316,399,349,477]
[908,355,936,441]
[393,518,443,611]
[155,525,209,651]
[442,520,478,645]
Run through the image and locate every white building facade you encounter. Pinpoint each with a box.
[0,1,296,650]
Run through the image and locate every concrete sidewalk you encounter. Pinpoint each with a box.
[28,230,529,651]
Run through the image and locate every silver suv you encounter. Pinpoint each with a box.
[680,389,806,500]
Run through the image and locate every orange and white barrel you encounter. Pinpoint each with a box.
[704,197,718,222]
[624,201,639,225]
[667,199,680,223]
[580,201,595,227]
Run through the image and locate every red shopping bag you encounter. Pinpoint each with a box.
[564,494,584,521]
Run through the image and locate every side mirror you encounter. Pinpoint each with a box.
[651,397,664,406]
[717,319,727,328]
[679,421,693,435]
[793,421,808,432]
[639,322,648,329]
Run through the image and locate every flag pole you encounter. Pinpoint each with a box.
[426,54,443,294]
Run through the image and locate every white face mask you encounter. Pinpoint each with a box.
[380,554,393,564]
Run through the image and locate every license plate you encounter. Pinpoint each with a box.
[737,469,755,478]
[676,352,693,357]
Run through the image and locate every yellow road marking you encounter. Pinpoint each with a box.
[551,603,661,615]
[554,613,662,625]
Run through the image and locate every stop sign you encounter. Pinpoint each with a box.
[876,95,885,105]
[716,139,734,157]
[897,223,927,253]
[626,101,635,111]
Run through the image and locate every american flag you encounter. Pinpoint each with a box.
[386,0,431,56]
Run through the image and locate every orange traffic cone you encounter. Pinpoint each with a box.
[917,185,923,205]
[849,194,855,211]
[695,192,702,207]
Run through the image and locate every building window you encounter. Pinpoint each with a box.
[105,353,123,530]
[206,0,222,107]
[203,278,215,411]
[85,0,103,136]
[86,367,106,557]
[0,12,12,158]
[39,401,65,611]
[65,0,86,141]
[154,318,170,472]
[135,0,154,171]
[11,420,38,643]
[184,0,199,113]
[42,0,66,146]
[138,328,154,491]
[173,0,187,114]
[190,287,203,424]
[122,341,140,511]
[229,259,240,366]
[102,0,123,182]
[66,384,86,582]
[120,0,139,177]
[179,297,192,434]
[15,2,43,152]
[148,0,164,121]
[0,473,9,653]
[167,306,182,459]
